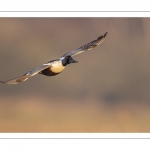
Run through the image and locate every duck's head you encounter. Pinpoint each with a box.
[62,56,78,66]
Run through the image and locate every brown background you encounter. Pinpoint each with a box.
[0,18,150,132]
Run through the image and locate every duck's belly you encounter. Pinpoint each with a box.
[51,63,65,73]
[40,64,65,76]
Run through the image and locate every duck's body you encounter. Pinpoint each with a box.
[40,59,65,76]
[0,32,107,85]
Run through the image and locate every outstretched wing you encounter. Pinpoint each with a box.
[61,32,107,58]
[0,64,51,85]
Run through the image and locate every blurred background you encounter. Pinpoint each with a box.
[0,18,150,132]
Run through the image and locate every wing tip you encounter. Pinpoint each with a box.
[0,81,5,84]
[104,32,108,37]
[97,32,108,40]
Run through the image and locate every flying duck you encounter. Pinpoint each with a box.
[0,32,107,85]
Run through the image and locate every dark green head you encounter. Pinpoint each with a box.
[62,56,78,66]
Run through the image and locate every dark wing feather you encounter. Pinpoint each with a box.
[61,32,107,57]
[0,65,51,85]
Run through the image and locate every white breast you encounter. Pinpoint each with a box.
[51,61,65,73]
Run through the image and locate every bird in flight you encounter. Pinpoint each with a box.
[0,32,107,85]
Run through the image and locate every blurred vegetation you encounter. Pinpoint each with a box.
[0,18,150,132]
